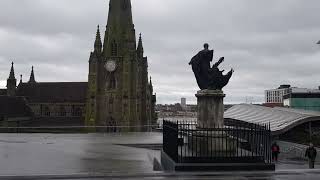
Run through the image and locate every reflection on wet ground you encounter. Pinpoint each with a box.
[0,133,320,179]
[0,133,162,176]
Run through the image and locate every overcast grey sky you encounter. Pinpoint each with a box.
[0,0,319,104]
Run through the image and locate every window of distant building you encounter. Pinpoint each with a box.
[44,106,50,117]
[60,106,66,117]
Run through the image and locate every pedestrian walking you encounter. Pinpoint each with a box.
[271,142,280,162]
[305,143,317,169]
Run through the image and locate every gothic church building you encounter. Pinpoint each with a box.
[85,0,156,130]
[0,0,156,130]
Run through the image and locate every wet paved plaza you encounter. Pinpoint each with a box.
[0,133,320,179]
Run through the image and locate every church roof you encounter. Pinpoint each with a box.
[0,96,33,118]
[16,82,88,103]
[225,104,320,135]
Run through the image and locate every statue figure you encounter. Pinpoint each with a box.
[189,43,234,90]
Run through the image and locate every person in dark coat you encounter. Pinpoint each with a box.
[305,143,317,169]
[271,142,280,162]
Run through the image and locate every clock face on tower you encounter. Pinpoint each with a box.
[105,60,117,72]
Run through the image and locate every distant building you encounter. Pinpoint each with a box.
[283,88,320,111]
[264,85,320,111]
[156,103,232,121]
[264,85,291,107]
[225,104,320,145]
[181,98,187,110]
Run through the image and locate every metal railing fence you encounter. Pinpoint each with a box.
[163,120,272,164]
[0,125,160,133]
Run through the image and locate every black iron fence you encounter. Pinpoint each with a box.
[163,120,272,163]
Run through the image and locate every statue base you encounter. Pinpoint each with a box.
[196,90,225,128]
[188,132,237,156]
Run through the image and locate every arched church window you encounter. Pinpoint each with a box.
[109,96,114,104]
[123,103,128,115]
[108,96,114,113]
[123,91,128,99]
[72,106,82,117]
[108,73,116,90]
[111,40,118,56]
[122,0,129,10]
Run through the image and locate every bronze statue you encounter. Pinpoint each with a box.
[189,43,234,90]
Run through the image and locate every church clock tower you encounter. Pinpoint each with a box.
[85,0,155,131]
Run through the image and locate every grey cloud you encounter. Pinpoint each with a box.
[1,0,320,105]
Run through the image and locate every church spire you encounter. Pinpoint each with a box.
[9,62,15,79]
[7,62,17,96]
[94,25,102,54]
[149,76,153,93]
[28,66,36,83]
[107,0,133,29]
[104,0,135,56]
[137,33,144,58]
[19,74,23,84]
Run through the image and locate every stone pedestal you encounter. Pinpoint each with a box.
[188,132,237,156]
[191,90,236,156]
[196,90,225,128]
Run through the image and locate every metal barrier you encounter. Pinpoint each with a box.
[163,120,272,163]
[0,125,160,133]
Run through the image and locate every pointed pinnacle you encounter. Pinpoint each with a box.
[9,61,15,79]
[96,24,101,35]
[29,66,36,83]
[94,24,102,52]
[137,33,143,50]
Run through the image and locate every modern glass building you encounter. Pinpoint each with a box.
[283,88,320,111]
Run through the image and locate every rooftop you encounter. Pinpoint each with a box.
[225,104,320,135]
[16,82,88,103]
